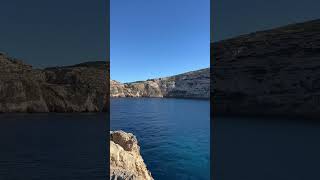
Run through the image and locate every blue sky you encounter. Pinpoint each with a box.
[111,0,210,82]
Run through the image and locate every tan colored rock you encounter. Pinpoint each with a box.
[110,68,210,99]
[110,80,126,97]
[110,131,153,180]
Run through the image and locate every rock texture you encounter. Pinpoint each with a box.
[212,19,320,117]
[110,131,153,180]
[0,52,108,112]
[111,68,210,99]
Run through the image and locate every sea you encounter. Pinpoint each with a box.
[1,100,316,180]
[0,98,210,180]
[111,98,210,180]
[214,116,320,180]
[0,113,107,180]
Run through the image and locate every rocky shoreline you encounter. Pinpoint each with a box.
[110,131,153,180]
[110,68,210,99]
[0,52,209,112]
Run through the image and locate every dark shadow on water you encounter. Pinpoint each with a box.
[0,113,108,180]
[213,115,320,180]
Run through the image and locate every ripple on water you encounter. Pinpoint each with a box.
[111,98,210,180]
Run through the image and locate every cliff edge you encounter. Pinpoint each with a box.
[110,131,153,180]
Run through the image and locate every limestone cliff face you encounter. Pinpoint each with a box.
[111,68,210,99]
[110,131,153,180]
[212,19,320,117]
[0,53,108,112]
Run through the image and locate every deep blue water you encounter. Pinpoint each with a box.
[110,98,210,180]
[214,117,320,180]
[0,113,107,180]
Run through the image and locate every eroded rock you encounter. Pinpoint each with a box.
[110,68,210,99]
[110,131,153,180]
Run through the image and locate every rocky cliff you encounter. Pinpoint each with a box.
[110,131,153,180]
[212,19,320,117]
[0,53,108,112]
[111,68,210,99]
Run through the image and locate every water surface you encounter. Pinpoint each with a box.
[0,113,107,180]
[111,98,210,180]
[214,116,320,180]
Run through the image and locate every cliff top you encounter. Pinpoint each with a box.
[125,68,209,84]
[212,19,320,65]
[45,61,107,70]
[213,19,320,45]
[0,52,107,71]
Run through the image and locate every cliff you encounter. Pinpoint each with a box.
[0,53,108,112]
[110,131,153,180]
[111,68,210,99]
[212,19,320,117]
[0,51,208,112]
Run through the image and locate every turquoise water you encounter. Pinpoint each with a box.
[110,98,210,180]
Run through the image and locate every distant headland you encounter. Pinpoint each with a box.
[110,68,210,99]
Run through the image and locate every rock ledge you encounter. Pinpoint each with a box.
[110,131,153,180]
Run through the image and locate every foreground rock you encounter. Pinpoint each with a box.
[111,68,209,99]
[212,19,320,117]
[0,53,108,112]
[110,131,153,180]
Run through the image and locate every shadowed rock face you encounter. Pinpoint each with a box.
[111,68,210,99]
[212,19,320,117]
[0,53,108,112]
[110,131,153,180]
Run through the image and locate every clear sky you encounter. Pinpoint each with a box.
[111,0,210,83]
[212,0,320,42]
[0,0,107,68]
